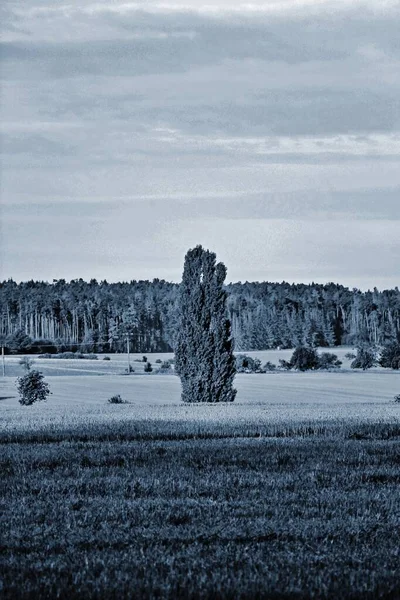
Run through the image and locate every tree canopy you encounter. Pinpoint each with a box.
[0,278,399,353]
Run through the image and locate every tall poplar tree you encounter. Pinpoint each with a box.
[175,246,236,403]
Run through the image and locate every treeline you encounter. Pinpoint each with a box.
[0,278,399,353]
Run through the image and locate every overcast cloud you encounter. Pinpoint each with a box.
[1,0,399,289]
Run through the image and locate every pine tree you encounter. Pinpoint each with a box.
[175,246,236,403]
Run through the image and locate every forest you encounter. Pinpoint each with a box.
[0,278,399,353]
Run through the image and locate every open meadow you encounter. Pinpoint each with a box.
[1,349,399,598]
[1,347,354,378]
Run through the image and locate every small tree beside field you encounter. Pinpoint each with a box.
[236,355,264,373]
[351,347,376,370]
[380,343,400,370]
[17,370,51,406]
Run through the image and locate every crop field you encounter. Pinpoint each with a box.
[1,349,399,599]
[1,348,399,438]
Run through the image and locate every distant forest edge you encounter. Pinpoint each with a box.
[0,279,399,354]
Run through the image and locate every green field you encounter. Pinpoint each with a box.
[1,351,399,598]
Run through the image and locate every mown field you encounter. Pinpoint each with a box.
[0,346,361,378]
[1,350,399,599]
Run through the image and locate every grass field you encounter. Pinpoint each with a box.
[0,346,362,378]
[1,349,399,598]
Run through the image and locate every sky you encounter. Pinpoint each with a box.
[1,0,399,290]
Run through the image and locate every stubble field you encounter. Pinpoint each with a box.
[1,349,399,599]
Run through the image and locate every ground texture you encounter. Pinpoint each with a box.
[1,350,399,598]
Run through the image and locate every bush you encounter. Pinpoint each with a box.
[36,352,99,360]
[351,348,376,370]
[144,362,153,373]
[345,352,356,360]
[380,343,400,370]
[142,356,148,363]
[155,359,162,363]
[278,359,292,371]
[235,355,264,373]
[253,358,263,372]
[125,365,135,373]
[156,361,174,374]
[103,356,111,361]
[281,348,342,371]
[54,351,75,359]
[263,361,277,372]
[107,394,125,404]
[17,370,51,406]
[394,394,400,403]
[317,353,342,370]
[289,347,320,371]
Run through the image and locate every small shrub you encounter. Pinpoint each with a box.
[155,359,162,363]
[236,354,251,372]
[394,394,400,403]
[157,361,174,374]
[289,347,319,371]
[144,361,153,373]
[59,351,76,359]
[17,370,51,406]
[142,356,148,363]
[108,394,125,404]
[278,359,292,370]
[380,343,400,370]
[317,352,342,370]
[263,361,277,372]
[351,347,376,370]
[391,356,400,369]
[125,365,135,373]
[103,356,111,361]
[253,358,263,372]
[345,352,356,360]
[236,355,264,373]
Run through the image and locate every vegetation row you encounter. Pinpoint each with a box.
[1,276,399,355]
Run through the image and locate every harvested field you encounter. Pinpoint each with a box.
[1,349,399,598]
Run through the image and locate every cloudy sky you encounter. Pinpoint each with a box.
[1,0,399,289]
